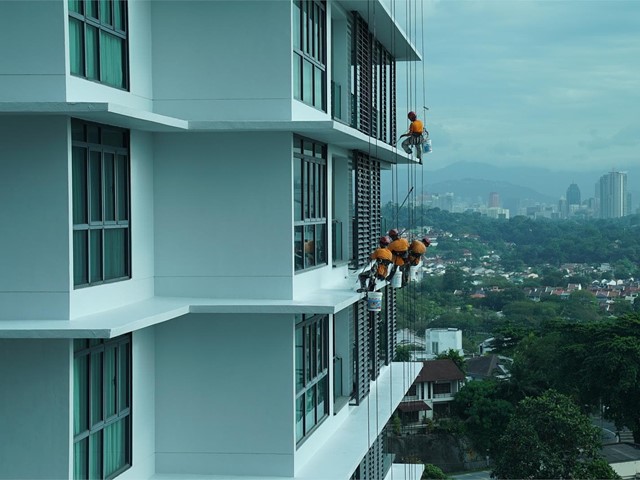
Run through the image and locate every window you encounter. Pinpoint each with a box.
[433,383,452,395]
[294,136,327,271]
[295,314,329,444]
[73,335,131,479]
[293,0,326,110]
[72,119,130,288]
[68,0,128,89]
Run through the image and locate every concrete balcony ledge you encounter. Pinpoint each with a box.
[0,288,368,338]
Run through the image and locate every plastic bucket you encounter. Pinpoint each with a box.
[367,291,383,312]
[391,270,403,288]
[409,266,419,282]
[423,139,432,153]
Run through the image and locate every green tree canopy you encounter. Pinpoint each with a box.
[492,390,617,479]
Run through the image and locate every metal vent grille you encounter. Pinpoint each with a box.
[353,152,381,268]
[354,298,371,405]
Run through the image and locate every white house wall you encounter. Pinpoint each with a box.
[70,130,156,319]
[0,1,66,102]
[153,131,294,299]
[0,116,71,320]
[151,0,293,122]
[0,339,70,479]
[153,312,295,477]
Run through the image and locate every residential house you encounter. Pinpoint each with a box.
[424,328,464,357]
[466,354,511,381]
[0,1,424,479]
[398,359,465,424]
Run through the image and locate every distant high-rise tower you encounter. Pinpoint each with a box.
[566,183,581,206]
[598,171,628,218]
[488,191,500,208]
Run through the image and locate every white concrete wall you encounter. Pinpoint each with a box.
[0,339,70,479]
[0,1,67,102]
[154,312,295,476]
[425,329,463,355]
[151,0,292,122]
[119,328,157,480]
[153,131,294,299]
[70,130,155,318]
[0,116,71,320]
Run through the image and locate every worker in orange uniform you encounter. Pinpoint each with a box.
[402,236,431,285]
[400,111,425,160]
[358,236,393,292]
[387,228,409,284]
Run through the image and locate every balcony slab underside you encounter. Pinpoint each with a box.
[0,288,368,338]
[0,102,418,165]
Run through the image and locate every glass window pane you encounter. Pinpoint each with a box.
[74,437,88,480]
[104,418,126,476]
[303,59,313,103]
[305,326,312,382]
[294,158,302,222]
[74,339,88,352]
[114,0,125,31]
[87,125,100,144]
[304,225,315,268]
[74,355,89,435]
[293,54,301,101]
[118,343,129,409]
[86,25,99,80]
[116,155,127,221]
[103,153,115,221]
[69,0,82,14]
[296,395,304,442]
[305,386,316,432]
[89,151,102,222]
[294,226,304,271]
[89,230,102,283]
[103,129,125,148]
[105,347,116,417]
[295,327,304,392]
[316,223,326,265]
[74,230,88,286]
[314,66,324,109]
[104,228,126,279]
[86,0,98,19]
[69,18,84,76]
[72,147,87,224]
[293,1,301,51]
[99,0,112,25]
[100,32,125,88]
[317,376,327,420]
[89,432,102,480]
[90,351,103,426]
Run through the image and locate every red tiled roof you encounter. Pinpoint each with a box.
[415,359,465,383]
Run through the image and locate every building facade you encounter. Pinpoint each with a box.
[598,171,629,219]
[0,1,424,479]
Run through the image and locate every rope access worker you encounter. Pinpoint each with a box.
[402,236,431,286]
[358,236,393,292]
[400,111,425,161]
[387,228,409,284]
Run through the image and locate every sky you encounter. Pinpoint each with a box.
[389,0,640,172]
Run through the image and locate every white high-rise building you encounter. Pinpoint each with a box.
[0,1,423,479]
[598,170,629,219]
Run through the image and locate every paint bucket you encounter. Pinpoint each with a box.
[409,265,419,282]
[367,291,383,312]
[391,270,403,289]
[423,138,432,153]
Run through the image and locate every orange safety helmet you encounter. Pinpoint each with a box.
[408,111,417,121]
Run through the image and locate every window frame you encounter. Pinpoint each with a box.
[293,0,327,110]
[294,136,328,272]
[68,0,130,90]
[72,119,131,288]
[295,314,329,445]
[73,334,132,479]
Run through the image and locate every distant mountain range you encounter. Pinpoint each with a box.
[382,161,640,209]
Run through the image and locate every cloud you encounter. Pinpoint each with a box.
[579,125,640,150]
